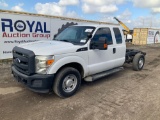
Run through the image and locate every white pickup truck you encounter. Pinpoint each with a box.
[11,24,146,98]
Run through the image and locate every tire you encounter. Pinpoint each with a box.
[133,53,145,71]
[53,67,81,98]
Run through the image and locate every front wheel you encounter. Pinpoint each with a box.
[53,67,81,98]
[133,53,145,71]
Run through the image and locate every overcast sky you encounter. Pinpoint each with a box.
[1,0,160,29]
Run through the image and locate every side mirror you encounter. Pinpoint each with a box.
[90,37,108,50]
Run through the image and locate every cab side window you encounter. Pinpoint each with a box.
[113,28,122,44]
[92,28,113,45]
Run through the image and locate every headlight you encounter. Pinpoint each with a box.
[35,55,54,74]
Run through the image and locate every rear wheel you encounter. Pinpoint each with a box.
[133,53,145,71]
[53,67,81,98]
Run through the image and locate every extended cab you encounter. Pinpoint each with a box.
[11,24,146,98]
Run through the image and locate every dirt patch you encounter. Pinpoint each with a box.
[131,73,148,82]
[0,87,23,95]
[148,58,160,68]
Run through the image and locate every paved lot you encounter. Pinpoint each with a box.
[0,44,160,120]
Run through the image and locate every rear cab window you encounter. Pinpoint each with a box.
[113,28,122,44]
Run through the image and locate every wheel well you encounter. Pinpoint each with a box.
[57,63,84,78]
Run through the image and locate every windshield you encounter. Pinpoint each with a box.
[54,26,95,44]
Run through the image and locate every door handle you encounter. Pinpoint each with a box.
[113,48,116,54]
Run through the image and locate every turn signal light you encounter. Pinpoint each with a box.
[104,44,108,49]
[47,59,54,65]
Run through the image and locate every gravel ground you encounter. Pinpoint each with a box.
[0,44,160,120]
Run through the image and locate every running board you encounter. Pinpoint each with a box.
[84,67,124,82]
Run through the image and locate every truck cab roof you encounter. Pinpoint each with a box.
[73,24,120,28]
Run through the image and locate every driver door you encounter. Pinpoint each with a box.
[88,27,116,75]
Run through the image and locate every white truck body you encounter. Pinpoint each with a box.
[19,25,126,77]
[11,24,145,98]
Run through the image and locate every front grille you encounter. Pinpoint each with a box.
[13,46,35,75]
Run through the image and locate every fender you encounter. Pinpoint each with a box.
[47,56,88,77]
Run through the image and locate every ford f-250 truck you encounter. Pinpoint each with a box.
[11,24,146,98]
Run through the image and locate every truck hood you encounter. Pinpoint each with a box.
[19,40,81,55]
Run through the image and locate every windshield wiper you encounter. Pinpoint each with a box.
[53,39,58,40]
[59,39,70,43]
